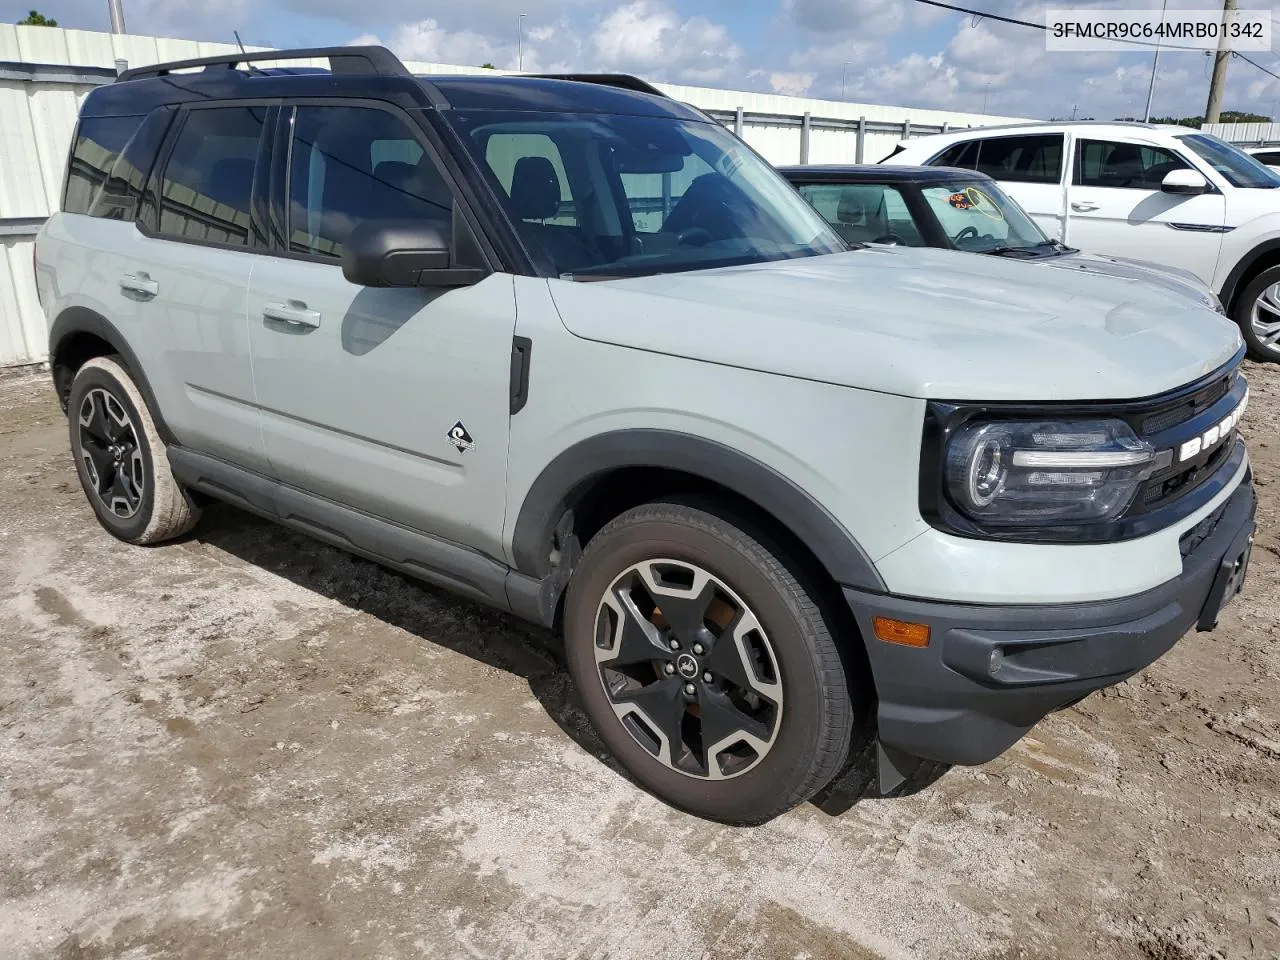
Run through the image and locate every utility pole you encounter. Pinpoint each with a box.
[517,14,526,72]
[107,0,126,34]
[1204,0,1237,124]
[1143,0,1168,122]
[841,61,851,100]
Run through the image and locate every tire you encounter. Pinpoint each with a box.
[563,500,858,825]
[67,356,200,544]
[1233,264,1280,361]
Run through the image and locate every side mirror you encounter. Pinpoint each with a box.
[342,220,487,288]
[1161,169,1210,196]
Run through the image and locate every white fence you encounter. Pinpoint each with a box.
[1203,121,1280,145]
[0,24,1025,367]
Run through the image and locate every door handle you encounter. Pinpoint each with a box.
[1071,201,1100,213]
[119,272,159,298]
[263,301,321,329]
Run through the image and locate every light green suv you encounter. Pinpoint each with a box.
[37,47,1256,824]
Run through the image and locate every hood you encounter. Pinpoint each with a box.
[548,246,1242,401]
[1038,250,1221,311]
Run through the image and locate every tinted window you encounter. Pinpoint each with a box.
[973,135,1063,184]
[289,105,453,260]
[797,182,924,246]
[157,107,266,247]
[1255,151,1280,166]
[64,115,144,215]
[931,139,979,170]
[1075,139,1188,190]
[87,108,174,221]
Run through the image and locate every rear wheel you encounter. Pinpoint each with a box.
[563,500,858,825]
[67,356,200,544]
[1235,264,1280,361]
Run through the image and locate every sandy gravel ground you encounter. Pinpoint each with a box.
[0,361,1277,960]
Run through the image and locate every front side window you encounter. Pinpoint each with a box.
[157,107,265,247]
[449,110,844,278]
[1254,150,1280,166]
[973,135,1064,185]
[1176,133,1280,189]
[64,115,145,216]
[288,105,454,260]
[920,180,1047,253]
[796,182,924,246]
[1074,139,1188,190]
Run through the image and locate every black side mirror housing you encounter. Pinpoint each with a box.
[342,219,488,288]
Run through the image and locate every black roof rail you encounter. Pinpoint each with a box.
[524,73,668,98]
[116,45,410,83]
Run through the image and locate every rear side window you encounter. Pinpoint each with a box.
[288,105,454,259]
[972,135,1063,184]
[63,115,145,215]
[931,139,979,170]
[87,108,174,221]
[1254,151,1280,165]
[156,106,267,247]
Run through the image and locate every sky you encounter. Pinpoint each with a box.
[6,0,1280,120]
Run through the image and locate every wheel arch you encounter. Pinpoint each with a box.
[48,307,174,442]
[1219,238,1280,313]
[510,429,887,596]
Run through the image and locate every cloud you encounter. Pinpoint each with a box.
[590,1,741,83]
[768,72,815,96]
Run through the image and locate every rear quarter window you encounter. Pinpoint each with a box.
[63,115,146,215]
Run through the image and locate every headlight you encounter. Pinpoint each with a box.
[944,419,1159,525]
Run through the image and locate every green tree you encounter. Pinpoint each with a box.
[18,10,58,26]
[480,62,496,69]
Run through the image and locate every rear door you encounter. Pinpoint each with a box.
[969,134,1068,241]
[245,101,516,559]
[131,102,274,473]
[1065,137,1227,284]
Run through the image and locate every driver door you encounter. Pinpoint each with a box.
[1065,137,1227,284]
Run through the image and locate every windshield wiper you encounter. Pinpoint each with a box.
[1034,238,1077,254]
[984,245,1042,258]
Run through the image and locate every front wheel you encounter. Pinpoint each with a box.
[1234,265,1280,361]
[563,500,859,825]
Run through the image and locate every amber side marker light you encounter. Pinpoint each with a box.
[873,616,931,648]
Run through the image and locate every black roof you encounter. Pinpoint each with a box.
[84,45,704,122]
[777,164,992,184]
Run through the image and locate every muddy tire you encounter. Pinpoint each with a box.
[563,500,857,825]
[67,356,199,544]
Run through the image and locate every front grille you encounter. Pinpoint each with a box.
[1141,373,1231,435]
[1130,364,1246,516]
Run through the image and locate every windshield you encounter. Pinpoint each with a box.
[446,111,845,278]
[1177,133,1280,189]
[920,180,1048,253]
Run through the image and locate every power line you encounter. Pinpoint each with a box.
[1233,51,1280,83]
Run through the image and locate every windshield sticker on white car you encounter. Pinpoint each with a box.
[949,186,1005,222]
[448,420,475,453]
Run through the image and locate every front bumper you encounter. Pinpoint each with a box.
[844,473,1256,771]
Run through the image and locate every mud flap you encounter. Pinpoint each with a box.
[877,740,923,795]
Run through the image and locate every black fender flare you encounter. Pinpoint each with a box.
[48,306,175,442]
[510,429,887,593]
[1219,238,1280,311]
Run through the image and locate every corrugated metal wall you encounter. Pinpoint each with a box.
[0,24,1025,366]
[1203,121,1280,145]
